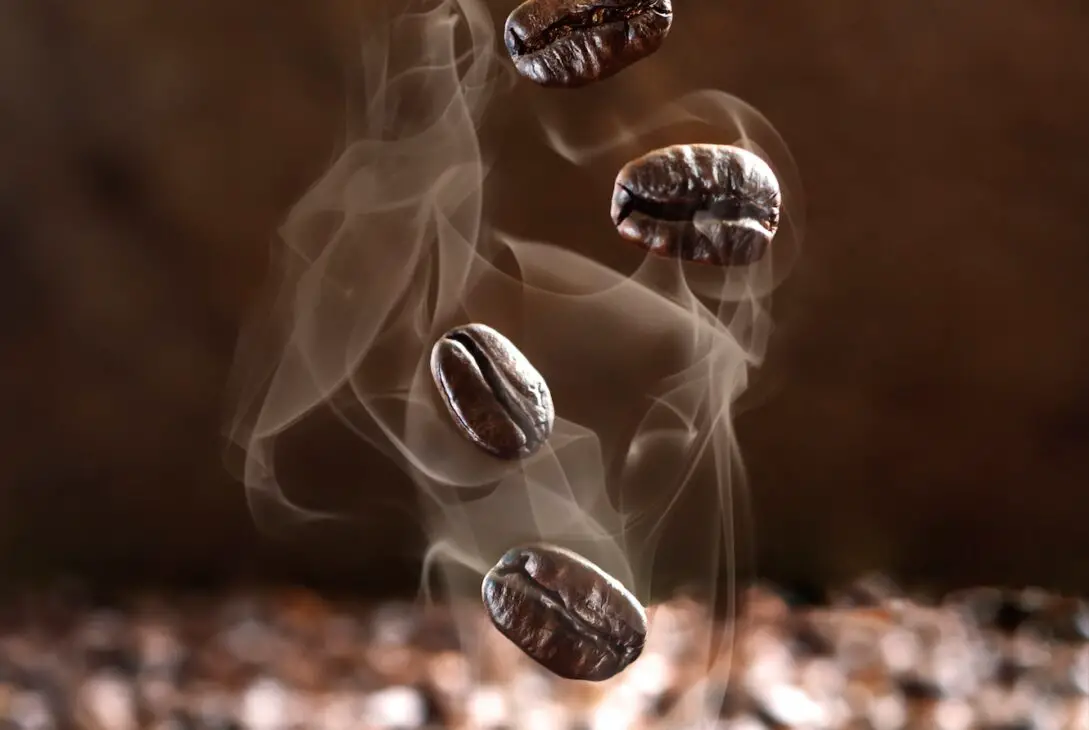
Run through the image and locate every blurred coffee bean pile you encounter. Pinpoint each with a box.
[1,577,1085,729]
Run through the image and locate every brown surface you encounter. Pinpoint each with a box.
[0,581,1085,728]
[0,0,1087,592]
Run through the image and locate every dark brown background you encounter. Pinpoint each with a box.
[1,0,1086,596]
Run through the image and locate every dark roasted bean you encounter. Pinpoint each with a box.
[504,0,673,88]
[480,544,647,682]
[992,590,1047,634]
[611,144,782,266]
[430,324,554,460]
[1023,597,1089,642]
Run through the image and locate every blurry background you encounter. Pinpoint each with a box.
[1,0,1087,597]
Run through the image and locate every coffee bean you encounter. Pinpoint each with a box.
[504,0,673,88]
[430,324,554,460]
[611,144,782,266]
[481,544,647,682]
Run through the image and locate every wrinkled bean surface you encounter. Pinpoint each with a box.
[430,324,554,460]
[611,144,782,266]
[481,543,647,681]
[505,0,673,88]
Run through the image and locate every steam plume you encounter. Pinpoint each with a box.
[225,0,805,723]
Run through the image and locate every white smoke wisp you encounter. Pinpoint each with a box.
[225,0,806,724]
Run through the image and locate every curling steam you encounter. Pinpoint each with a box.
[225,0,805,723]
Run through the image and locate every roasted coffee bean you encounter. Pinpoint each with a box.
[481,544,647,681]
[611,144,782,266]
[504,0,673,88]
[430,324,554,460]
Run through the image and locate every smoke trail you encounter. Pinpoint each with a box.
[225,0,805,724]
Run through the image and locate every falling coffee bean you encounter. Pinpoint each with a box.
[504,0,673,88]
[430,323,554,460]
[481,543,647,681]
[611,144,782,266]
